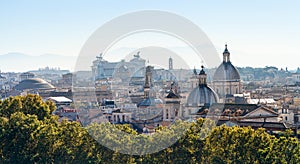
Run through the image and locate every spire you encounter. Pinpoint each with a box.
[144,66,152,88]
[223,44,230,54]
[144,66,153,98]
[96,53,103,61]
[166,81,180,98]
[134,51,140,58]
[169,56,173,70]
[171,81,179,95]
[199,65,205,75]
[223,44,230,62]
[193,66,197,75]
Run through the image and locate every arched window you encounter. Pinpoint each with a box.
[226,88,229,94]
[166,109,169,119]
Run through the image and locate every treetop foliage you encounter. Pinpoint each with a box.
[0,95,299,163]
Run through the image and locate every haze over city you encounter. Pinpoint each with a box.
[1,0,300,72]
[2,1,300,163]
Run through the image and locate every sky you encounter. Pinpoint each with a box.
[1,0,300,72]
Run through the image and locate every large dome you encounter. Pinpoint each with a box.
[15,78,55,90]
[186,86,218,107]
[213,45,240,82]
[213,62,240,81]
[187,66,218,107]
[137,97,163,107]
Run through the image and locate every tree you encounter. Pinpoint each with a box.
[202,126,273,163]
[0,94,56,120]
[0,95,300,163]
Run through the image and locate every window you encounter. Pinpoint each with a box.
[282,109,287,114]
[166,109,169,119]
[226,88,229,94]
[295,116,299,123]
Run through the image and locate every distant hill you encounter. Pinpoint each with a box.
[0,53,77,72]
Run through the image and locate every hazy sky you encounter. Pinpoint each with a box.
[1,0,300,71]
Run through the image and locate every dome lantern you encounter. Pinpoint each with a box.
[198,65,207,85]
[223,44,230,62]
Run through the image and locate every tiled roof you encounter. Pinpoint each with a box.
[198,103,260,116]
[237,121,288,129]
[217,120,289,130]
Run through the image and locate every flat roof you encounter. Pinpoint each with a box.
[48,96,72,103]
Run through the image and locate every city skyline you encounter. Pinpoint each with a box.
[1,1,300,162]
[1,1,300,72]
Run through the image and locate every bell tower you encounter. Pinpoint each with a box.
[144,66,153,98]
[169,57,173,70]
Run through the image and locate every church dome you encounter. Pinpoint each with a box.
[137,97,163,107]
[186,86,218,107]
[213,62,240,81]
[187,66,218,107]
[15,78,55,90]
[213,45,240,82]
